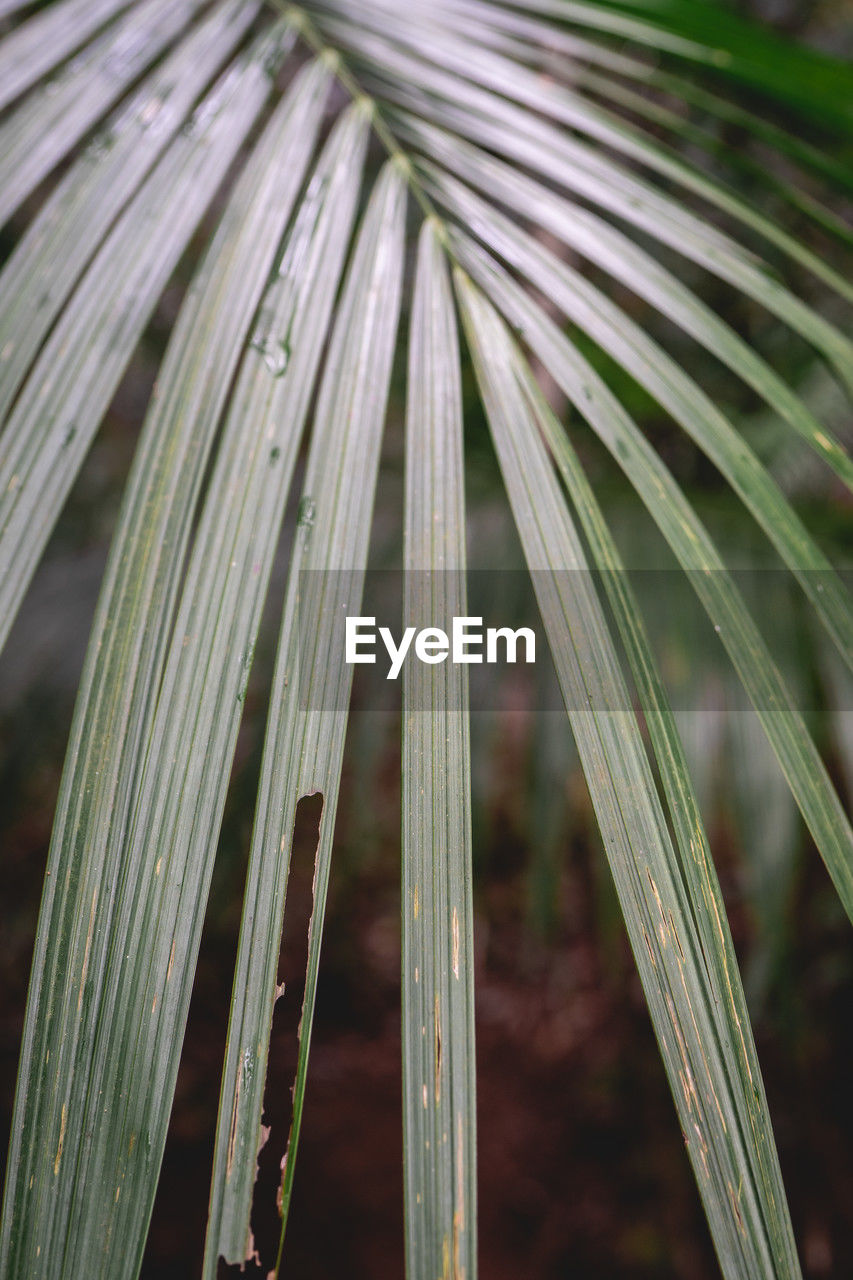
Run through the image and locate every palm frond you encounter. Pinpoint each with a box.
[0,2,850,1277]
[205,155,407,1275]
[458,271,801,1277]
[0,46,331,1276]
[0,0,136,112]
[402,223,477,1280]
[203,100,372,1273]
[0,0,215,227]
[0,0,257,421]
[0,22,298,653]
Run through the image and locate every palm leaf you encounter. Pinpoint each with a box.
[204,155,406,1275]
[0,22,298,653]
[413,140,852,485]
[310,0,853,303]
[452,243,853,919]
[0,0,136,112]
[0,0,212,227]
[202,100,372,1272]
[457,271,800,1277]
[0,0,258,422]
[0,2,850,1278]
[0,45,330,1277]
[500,0,853,131]
[402,222,477,1280]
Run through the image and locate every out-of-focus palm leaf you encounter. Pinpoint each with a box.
[0,0,212,227]
[498,0,853,131]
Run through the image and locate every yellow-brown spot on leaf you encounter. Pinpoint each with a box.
[434,996,442,1104]
[668,912,685,962]
[728,1181,745,1234]
[453,1113,466,1279]
[78,887,98,1011]
[646,869,665,923]
[227,1072,242,1180]
[54,1103,67,1176]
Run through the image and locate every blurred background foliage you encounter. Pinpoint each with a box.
[0,0,851,1276]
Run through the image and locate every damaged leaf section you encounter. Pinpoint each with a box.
[204,159,405,1277]
[223,793,323,1277]
[201,99,370,1278]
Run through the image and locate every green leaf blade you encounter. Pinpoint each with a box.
[457,273,801,1279]
[0,23,297,657]
[204,156,407,1277]
[457,249,853,925]
[0,0,137,113]
[0,0,260,423]
[0,47,331,1280]
[402,220,477,1280]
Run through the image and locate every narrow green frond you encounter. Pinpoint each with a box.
[456,249,853,925]
[0,0,135,112]
[402,221,477,1280]
[0,24,298,656]
[631,66,853,196]
[388,102,853,391]
[457,272,801,1279]
[515,353,800,1277]
[428,0,853,196]
[201,101,370,1272]
[0,0,257,423]
[0,0,212,229]
[205,158,406,1277]
[445,206,853,667]
[502,0,853,133]
[308,1,853,303]
[417,148,853,490]
[559,69,853,250]
[0,51,330,1280]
